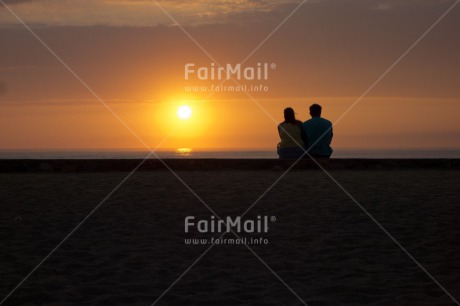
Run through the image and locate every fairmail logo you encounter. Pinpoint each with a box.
[184,215,275,234]
[184,63,276,81]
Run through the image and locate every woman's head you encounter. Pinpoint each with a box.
[284,107,296,123]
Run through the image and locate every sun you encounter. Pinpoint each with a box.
[177,105,192,120]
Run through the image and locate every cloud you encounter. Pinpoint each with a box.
[0,0,454,27]
[0,0,37,4]
[0,0,305,27]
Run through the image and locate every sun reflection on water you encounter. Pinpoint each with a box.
[176,148,193,157]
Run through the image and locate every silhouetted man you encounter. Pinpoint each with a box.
[302,104,333,158]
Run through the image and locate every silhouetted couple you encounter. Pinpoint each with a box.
[277,104,333,159]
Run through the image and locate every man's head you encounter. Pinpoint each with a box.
[309,103,322,117]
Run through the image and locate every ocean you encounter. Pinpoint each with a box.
[0,148,459,159]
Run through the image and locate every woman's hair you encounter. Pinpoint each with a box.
[284,107,298,124]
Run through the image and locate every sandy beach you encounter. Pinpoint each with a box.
[1,166,459,305]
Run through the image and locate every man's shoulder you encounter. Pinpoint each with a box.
[303,117,332,128]
[318,117,332,126]
[303,117,323,125]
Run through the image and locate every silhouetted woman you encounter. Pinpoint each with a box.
[277,107,305,159]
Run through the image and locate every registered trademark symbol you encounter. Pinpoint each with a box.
[270,63,276,69]
[270,216,276,222]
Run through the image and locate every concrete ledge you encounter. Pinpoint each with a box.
[0,159,459,172]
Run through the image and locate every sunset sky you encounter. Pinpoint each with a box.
[0,0,459,150]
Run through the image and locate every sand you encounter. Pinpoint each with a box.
[0,168,459,305]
